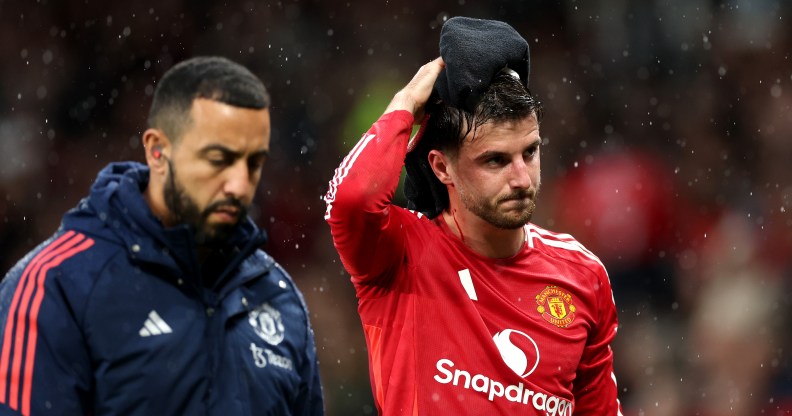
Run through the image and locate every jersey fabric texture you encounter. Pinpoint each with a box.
[0,162,323,416]
[324,111,622,415]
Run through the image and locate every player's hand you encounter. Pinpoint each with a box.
[384,57,445,125]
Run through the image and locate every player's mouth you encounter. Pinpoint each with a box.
[500,195,533,206]
[210,206,240,222]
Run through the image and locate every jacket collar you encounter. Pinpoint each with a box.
[62,162,269,288]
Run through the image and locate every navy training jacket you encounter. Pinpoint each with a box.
[0,162,324,415]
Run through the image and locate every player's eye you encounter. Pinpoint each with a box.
[248,156,266,172]
[486,156,506,167]
[525,144,540,160]
[207,152,234,167]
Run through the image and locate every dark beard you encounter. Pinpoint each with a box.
[163,160,247,246]
[461,185,540,230]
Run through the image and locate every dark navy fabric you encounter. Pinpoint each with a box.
[0,162,324,415]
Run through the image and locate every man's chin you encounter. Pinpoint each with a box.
[494,209,533,229]
[496,219,530,230]
[197,223,238,245]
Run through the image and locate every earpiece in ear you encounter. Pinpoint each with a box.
[152,146,163,160]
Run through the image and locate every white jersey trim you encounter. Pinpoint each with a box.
[324,133,376,220]
[524,224,617,306]
[611,371,623,416]
[457,269,478,301]
[525,224,599,263]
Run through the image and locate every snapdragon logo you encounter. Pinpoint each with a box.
[493,329,540,378]
[433,358,572,415]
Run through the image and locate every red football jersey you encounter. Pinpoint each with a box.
[324,111,623,415]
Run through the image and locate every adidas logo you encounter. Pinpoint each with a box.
[139,310,173,337]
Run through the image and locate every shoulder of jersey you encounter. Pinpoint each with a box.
[404,208,431,220]
[525,223,605,269]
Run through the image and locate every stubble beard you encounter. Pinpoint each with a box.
[163,160,246,246]
[458,183,540,230]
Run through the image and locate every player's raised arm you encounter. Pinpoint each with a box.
[383,57,445,123]
[323,58,444,283]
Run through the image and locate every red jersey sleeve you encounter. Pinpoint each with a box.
[323,110,414,284]
[572,266,623,415]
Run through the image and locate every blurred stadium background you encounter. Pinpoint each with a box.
[1,1,791,414]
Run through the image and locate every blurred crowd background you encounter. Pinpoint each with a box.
[2,0,791,414]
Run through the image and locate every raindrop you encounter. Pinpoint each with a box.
[128,135,140,149]
[770,84,782,98]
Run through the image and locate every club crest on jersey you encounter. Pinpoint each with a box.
[248,303,285,345]
[536,286,576,328]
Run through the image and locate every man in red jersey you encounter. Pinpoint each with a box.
[324,18,622,415]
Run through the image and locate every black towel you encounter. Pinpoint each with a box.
[435,16,530,112]
[403,17,530,218]
[404,114,448,218]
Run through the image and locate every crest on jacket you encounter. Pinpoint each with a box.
[248,303,285,345]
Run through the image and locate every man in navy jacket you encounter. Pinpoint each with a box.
[0,57,324,415]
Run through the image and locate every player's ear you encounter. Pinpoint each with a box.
[428,149,454,185]
[142,129,171,173]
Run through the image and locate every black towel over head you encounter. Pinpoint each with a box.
[404,16,531,218]
[435,16,530,112]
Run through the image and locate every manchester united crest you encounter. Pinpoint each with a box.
[249,303,285,345]
[536,286,576,328]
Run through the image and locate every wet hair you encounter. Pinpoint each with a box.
[147,56,270,142]
[403,71,544,218]
[425,71,543,157]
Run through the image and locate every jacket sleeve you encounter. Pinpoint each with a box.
[290,277,324,416]
[572,267,623,415]
[0,232,94,416]
[323,110,415,284]
[292,318,324,416]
